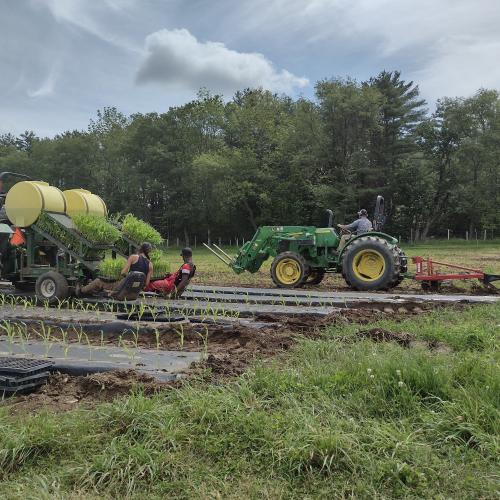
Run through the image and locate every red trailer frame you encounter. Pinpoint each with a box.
[412,256,485,282]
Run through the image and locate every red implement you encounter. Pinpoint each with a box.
[411,256,500,291]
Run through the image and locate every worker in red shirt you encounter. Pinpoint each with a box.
[145,247,196,298]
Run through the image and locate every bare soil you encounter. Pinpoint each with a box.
[2,370,169,415]
[0,304,460,414]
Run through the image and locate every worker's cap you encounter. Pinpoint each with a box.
[181,247,192,257]
[358,209,368,217]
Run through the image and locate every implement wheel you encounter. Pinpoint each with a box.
[342,236,402,291]
[35,271,69,303]
[271,252,308,288]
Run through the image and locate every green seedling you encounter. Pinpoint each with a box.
[175,323,185,348]
[72,213,121,245]
[121,214,163,245]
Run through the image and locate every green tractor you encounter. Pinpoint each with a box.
[205,197,408,291]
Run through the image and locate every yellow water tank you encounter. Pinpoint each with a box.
[63,189,107,218]
[5,181,66,227]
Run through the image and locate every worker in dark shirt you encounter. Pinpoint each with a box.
[79,242,153,296]
[145,247,196,298]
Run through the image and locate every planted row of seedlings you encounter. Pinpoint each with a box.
[0,319,210,364]
[0,293,242,322]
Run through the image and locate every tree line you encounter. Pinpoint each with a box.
[1,71,499,243]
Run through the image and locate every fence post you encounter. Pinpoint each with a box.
[465,231,468,241]
[194,235,197,248]
[218,237,221,247]
[176,237,179,247]
[484,229,487,241]
[447,229,450,240]
[236,237,239,247]
[166,238,169,248]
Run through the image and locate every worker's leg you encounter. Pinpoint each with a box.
[80,278,115,295]
[110,278,126,292]
[337,234,351,253]
[145,277,175,296]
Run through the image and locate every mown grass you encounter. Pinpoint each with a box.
[0,303,498,498]
[165,239,500,292]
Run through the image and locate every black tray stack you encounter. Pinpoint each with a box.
[0,358,54,395]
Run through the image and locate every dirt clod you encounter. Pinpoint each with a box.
[357,328,413,347]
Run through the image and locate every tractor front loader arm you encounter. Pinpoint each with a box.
[204,227,276,275]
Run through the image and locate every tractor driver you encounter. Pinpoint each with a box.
[337,209,373,252]
[145,247,196,299]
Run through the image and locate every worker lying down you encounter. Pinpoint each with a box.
[145,247,196,298]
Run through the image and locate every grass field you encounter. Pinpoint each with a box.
[165,239,500,292]
[0,240,498,497]
[0,303,498,498]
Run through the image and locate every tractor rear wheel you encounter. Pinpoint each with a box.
[305,269,326,285]
[342,236,402,291]
[271,252,308,288]
[35,271,69,303]
[389,246,408,288]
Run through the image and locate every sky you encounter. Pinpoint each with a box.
[1,0,500,137]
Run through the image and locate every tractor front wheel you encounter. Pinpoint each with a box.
[35,271,69,303]
[342,237,402,291]
[271,252,308,288]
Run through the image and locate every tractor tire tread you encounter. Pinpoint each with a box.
[271,251,309,289]
[35,271,69,303]
[342,236,404,291]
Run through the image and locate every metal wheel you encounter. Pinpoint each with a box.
[271,252,308,288]
[35,271,69,303]
[342,236,401,291]
[352,249,386,282]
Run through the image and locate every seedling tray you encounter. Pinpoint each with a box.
[0,357,53,394]
[0,357,54,375]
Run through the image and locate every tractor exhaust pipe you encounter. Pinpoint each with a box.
[325,209,334,228]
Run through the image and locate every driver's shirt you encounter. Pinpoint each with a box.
[346,217,373,234]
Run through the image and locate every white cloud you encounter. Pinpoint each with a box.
[224,0,500,102]
[136,28,309,94]
[412,38,500,102]
[27,63,60,98]
[31,0,139,52]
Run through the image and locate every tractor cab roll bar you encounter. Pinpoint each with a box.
[373,195,385,231]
